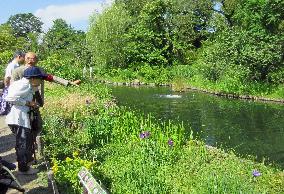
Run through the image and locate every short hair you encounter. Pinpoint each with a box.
[13,51,25,58]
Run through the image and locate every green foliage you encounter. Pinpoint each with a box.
[171,0,213,51]
[0,24,26,56]
[40,19,90,68]
[0,24,26,76]
[115,0,152,16]
[88,0,215,69]
[196,27,283,83]
[262,0,284,34]
[26,32,41,53]
[87,4,132,69]
[38,53,82,80]
[7,13,43,38]
[125,0,173,67]
[43,19,76,52]
[52,153,95,194]
[95,64,172,84]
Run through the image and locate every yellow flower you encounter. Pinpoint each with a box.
[65,157,72,163]
[52,164,58,174]
[84,161,93,170]
[73,151,79,158]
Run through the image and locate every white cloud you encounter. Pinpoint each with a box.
[34,0,113,31]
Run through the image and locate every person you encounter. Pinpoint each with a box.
[0,51,25,115]
[11,52,81,103]
[5,66,46,174]
[11,52,81,133]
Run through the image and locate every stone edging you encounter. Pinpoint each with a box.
[96,79,284,104]
[96,79,171,87]
[184,86,284,104]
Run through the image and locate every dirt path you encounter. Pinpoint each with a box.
[0,116,53,194]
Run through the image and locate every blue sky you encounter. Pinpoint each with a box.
[0,0,113,31]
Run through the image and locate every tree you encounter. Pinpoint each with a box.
[87,4,132,68]
[40,19,89,75]
[0,24,26,65]
[7,13,43,38]
[42,19,76,52]
[41,19,88,59]
[195,0,284,84]
[262,0,284,34]
[125,0,174,66]
[115,0,152,16]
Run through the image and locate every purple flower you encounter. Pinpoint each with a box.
[252,170,261,177]
[168,139,174,147]
[139,131,151,139]
[139,132,145,139]
[144,131,150,138]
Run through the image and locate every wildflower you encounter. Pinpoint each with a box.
[252,170,261,177]
[168,139,174,147]
[139,132,145,139]
[139,131,151,139]
[52,163,59,174]
[65,157,72,163]
[73,151,79,158]
[144,131,150,138]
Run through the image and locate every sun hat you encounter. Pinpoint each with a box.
[23,66,46,79]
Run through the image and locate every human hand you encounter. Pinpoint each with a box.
[28,101,40,109]
[70,80,81,86]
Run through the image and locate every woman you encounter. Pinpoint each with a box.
[5,66,46,175]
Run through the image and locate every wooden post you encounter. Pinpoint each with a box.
[89,67,93,79]
[83,67,87,78]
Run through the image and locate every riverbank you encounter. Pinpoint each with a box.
[41,82,284,193]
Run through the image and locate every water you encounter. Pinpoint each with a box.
[108,85,284,168]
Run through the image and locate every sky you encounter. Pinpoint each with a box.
[0,0,113,32]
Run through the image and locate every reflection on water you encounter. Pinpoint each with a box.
[108,85,284,168]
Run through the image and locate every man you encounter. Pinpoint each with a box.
[5,66,46,174]
[0,51,25,115]
[4,51,25,87]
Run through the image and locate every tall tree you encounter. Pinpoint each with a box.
[42,19,75,52]
[87,4,132,68]
[7,13,43,38]
[126,0,174,66]
[0,24,26,67]
[40,19,89,74]
[115,0,152,16]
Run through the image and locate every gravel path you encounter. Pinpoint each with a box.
[0,116,53,194]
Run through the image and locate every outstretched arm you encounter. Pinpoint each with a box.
[44,74,80,86]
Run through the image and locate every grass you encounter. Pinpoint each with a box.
[41,82,284,194]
